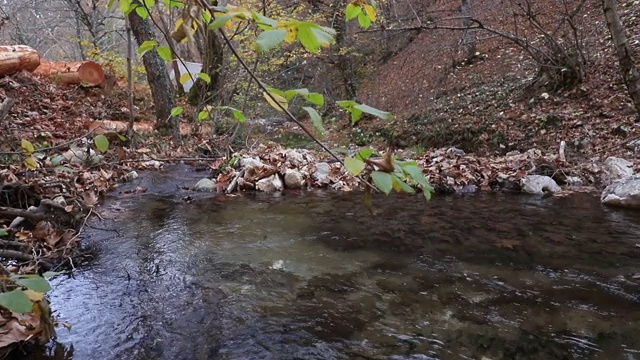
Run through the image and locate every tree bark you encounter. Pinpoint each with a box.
[461,0,476,60]
[602,0,640,115]
[188,0,224,105]
[127,6,180,142]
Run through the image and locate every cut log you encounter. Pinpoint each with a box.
[0,45,41,77]
[34,60,105,86]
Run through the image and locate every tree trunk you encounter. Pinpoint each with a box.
[461,0,476,60]
[188,0,224,106]
[602,0,640,115]
[127,7,180,142]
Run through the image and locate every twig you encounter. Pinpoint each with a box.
[0,206,45,222]
[226,169,245,194]
[0,239,31,249]
[0,249,53,270]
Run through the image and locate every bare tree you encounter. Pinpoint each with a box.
[128,4,180,142]
[602,0,640,115]
[460,0,476,60]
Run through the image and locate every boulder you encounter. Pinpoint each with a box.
[285,149,314,168]
[194,178,216,192]
[313,162,331,185]
[521,175,561,194]
[283,169,305,189]
[601,174,640,209]
[602,157,633,184]
[256,174,284,192]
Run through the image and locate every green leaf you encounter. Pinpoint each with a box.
[391,174,415,194]
[202,9,212,24]
[24,156,37,169]
[297,23,322,53]
[217,106,246,122]
[305,93,325,106]
[135,6,149,19]
[403,165,427,187]
[119,0,133,14]
[284,88,309,101]
[0,229,8,237]
[179,72,192,85]
[345,3,362,21]
[372,171,393,195]
[198,72,211,84]
[231,109,246,122]
[0,290,33,314]
[142,0,155,8]
[302,107,324,136]
[94,134,109,153]
[403,165,434,200]
[156,46,172,61]
[350,108,364,124]
[354,103,392,120]
[263,91,288,111]
[256,29,287,53]
[13,276,52,293]
[332,147,349,155]
[344,157,365,176]
[198,110,209,122]
[171,106,184,116]
[117,134,128,142]
[137,40,157,55]
[357,11,371,29]
[336,100,356,110]
[209,14,235,30]
[312,26,336,45]
[21,139,35,155]
[252,12,278,29]
[356,148,375,161]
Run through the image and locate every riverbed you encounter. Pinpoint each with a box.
[23,167,640,359]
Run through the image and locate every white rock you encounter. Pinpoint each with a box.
[240,157,265,170]
[62,146,95,164]
[194,178,216,192]
[256,174,284,192]
[9,206,38,229]
[284,169,305,189]
[521,175,561,194]
[601,174,640,209]
[124,171,139,182]
[285,149,315,168]
[52,195,66,207]
[564,176,584,187]
[313,162,331,184]
[603,157,633,184]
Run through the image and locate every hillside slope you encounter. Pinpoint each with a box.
[357,0,640,160]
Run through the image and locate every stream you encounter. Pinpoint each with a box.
[23,166,640,359]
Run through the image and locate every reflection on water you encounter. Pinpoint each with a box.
[18,181,640,359]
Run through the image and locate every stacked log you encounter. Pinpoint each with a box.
[0,45,106,87]
[33,60,105,86]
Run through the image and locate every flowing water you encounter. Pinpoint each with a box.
[23,166,640,359]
